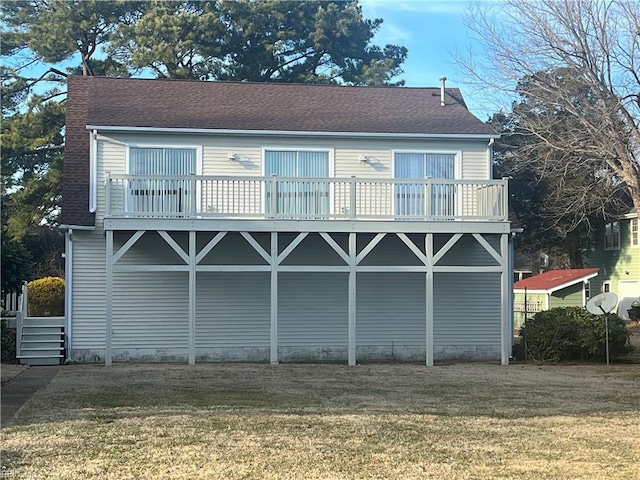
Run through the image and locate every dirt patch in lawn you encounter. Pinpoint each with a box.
[2,362,639,479]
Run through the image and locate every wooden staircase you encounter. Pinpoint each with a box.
[16,284,65,366]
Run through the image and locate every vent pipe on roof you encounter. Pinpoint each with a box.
[439,77,447,106]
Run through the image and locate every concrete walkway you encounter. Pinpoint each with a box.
[1,366,60,428]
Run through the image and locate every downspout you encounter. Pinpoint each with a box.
[89,130,97,213]
[509,232,515,355]
[487,138,495,178]
[65,229,73,361]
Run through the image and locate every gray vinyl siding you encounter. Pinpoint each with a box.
[114,231,188,265]
[358,234,425,266]
[434,234,500,266]
[357,273,425,346]
[71,230,106,351]
[433,272,501,346]
[198,232,269,265]
[278,273,348,347]
[279,233,349,266]
[112,272,188,350]
[70,228,504,362]
[196,272,270,348]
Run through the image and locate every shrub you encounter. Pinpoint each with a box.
[522,307,634,362]
[1,319,16,363]
[571,309,633,360]
[521,309,579,361]
[27,277,65,317]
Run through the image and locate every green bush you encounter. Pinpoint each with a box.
[27,276,65,317]
[571,309,634,360]
[1,319,16,363]
[522,307,634,362]
[521,309,579,361]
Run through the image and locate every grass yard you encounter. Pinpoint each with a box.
[2,355,639,480]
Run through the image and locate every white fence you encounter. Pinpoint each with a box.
[513,300,545,330]
[106,174,509,222]
[1,291,21,315]
[513,300,544,313]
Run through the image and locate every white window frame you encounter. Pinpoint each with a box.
[604,221,620,251]
[603,281,611,294]
[391,149,462,218]
[584,280,591,306]
[630,217,639,248]
[260,147,334,217]
[125,144,203,214]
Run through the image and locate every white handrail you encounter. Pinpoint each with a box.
[106,175,509,222]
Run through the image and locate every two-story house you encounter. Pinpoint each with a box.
[61,76,514,366]
[585,211,640,319]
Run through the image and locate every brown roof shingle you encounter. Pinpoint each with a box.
[85,76,497,136]
[61,76,94,227]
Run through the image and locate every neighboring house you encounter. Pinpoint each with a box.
[60,76,517,366]
[585,211,640,319]
[513,268,599,329]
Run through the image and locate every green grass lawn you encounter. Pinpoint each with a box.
[2,356,639,479]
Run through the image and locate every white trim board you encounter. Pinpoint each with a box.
[88,125,501,140]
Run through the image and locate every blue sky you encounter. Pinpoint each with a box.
[12,1,499,119]
[361,0,495,119]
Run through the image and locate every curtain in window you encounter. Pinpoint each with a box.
[128,147,196,213]
[130,148,195,175]
[395,153,425,216]
[265,150,329,216]
[394,153,455,217]
[427,154,455,216]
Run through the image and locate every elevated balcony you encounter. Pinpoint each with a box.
[104,174,510,233]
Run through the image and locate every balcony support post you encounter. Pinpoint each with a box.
[105,171,111,217]
[191,173,197,217]
[350,176,356,219]
[270,175,278,218]
[270,231,278,364]
[188,230,196,365]
[425,233,434,367]
[500,232,510,365]
[348,232,357,366]
[105,230,113,366]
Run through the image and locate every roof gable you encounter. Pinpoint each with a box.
[82,76,497,136]
[514,268,599,293]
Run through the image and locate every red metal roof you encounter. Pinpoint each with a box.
[514,268,599,291]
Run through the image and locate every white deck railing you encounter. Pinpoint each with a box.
[513,301,544,313]
[105,174,508,222]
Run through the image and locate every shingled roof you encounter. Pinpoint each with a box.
[84,76,497,136]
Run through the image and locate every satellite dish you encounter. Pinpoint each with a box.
[586,292,618,315]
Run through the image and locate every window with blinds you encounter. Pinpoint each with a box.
[264,150,330,217]
[127,147,197,214]
[394,152,456,217]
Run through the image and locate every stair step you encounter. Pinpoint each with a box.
[21,339,62,345]
[22,332,62,337]
[17,354,64,359]
[23,325,64,329]
[19,346,64,351]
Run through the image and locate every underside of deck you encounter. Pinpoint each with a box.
[65,227,514,366]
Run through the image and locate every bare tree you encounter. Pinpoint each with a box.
[459,0,640,230]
